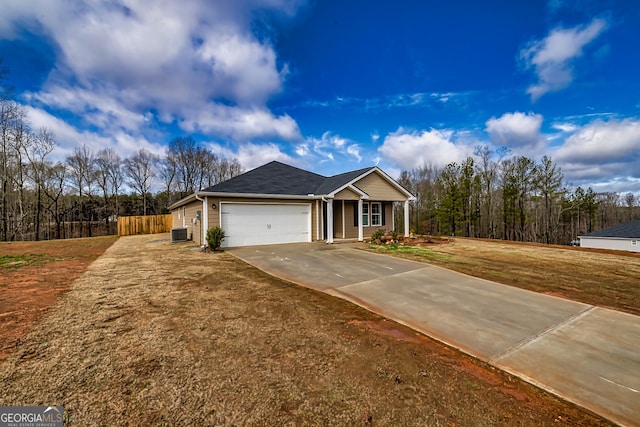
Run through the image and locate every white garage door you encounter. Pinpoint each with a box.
[221,203,311,247]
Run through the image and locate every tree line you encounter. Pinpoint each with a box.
[1,63,241,241]
[396,146,639,245]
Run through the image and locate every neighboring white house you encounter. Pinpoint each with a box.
[579,220,640,253]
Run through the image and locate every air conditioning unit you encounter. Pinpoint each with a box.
[171,227,188,242]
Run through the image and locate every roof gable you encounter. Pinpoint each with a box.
[313,167,374,195]
[582,220,640,238]
[323,167,415,200]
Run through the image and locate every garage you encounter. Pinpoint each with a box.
[220,203,311,247]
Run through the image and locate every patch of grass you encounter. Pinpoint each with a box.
[368,244,451,261]
[0,253,53,269]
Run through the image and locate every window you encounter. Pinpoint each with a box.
[362,203,369,227]
[633,240,638,247]
[371,202,382,226]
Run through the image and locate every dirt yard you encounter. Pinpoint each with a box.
[0,235,610,426]
[366,237,640,316]
[0,236,117,365]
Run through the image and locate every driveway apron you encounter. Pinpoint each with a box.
[230,243,640,426]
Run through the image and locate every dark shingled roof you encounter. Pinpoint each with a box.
[583,220,640,238]
[201,161,375,196]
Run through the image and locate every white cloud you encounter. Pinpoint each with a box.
[347,144,362,162]
[1,0,305,144]
[378,128,472,170]
[520,18,607,101]
[295,143,309,157]
[24,105,164,161]
[235,142,298,170]
[555,119,640,164]
[180,105,300,141]
[302,131,363,163]
[551,118,640,193]
[27,85,146,132]
[485,112,544,154]
[551,122,578,132]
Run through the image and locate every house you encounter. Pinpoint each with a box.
[168,161,415,247]
[579,220,640,253]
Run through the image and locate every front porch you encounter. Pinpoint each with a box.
[318,199,410,244]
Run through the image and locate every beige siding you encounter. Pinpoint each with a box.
[333,201,393,239]
[180,199,204,245]
[171,210,182,229]
[206,197,220,235]
[354,171,407,201]
[334,187,360,200]
[337,201,358,239]
[333,201,344,238]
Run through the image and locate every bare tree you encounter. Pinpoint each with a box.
[95,148,122,232]
[23,127,55,240]
[42,162,70,239]
[167,136,200,196]
[535,156,564,244]
[166,136,241,197]
[124,148,158,215]
[158,156,177,208]
[474,145,509,238]
[0,99,18,240]
[66,144,97,237]
[624,193,636,221]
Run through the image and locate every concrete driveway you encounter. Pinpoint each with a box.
[231,242,640,426]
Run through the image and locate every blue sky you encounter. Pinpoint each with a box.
[1,0,639,194]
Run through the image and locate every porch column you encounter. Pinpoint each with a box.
[404,200,410,237]
[315,200,320,241]
[202,196,209,246]
[391,203,395,232]
[320,200,324,240]
[358,199,363,241]
[341,200,345,239]
[326,199,334,244]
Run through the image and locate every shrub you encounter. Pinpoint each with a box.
[371,229,385,243]
[206,226,226,252]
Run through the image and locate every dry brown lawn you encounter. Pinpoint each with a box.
[0,235,612,426]
[365,237,640,316]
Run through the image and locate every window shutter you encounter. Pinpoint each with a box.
[381,202,386,226]
[353,201,358,226]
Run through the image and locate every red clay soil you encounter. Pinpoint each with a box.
[0,237,117,365]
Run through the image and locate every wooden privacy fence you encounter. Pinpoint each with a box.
[117,214,173,237]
